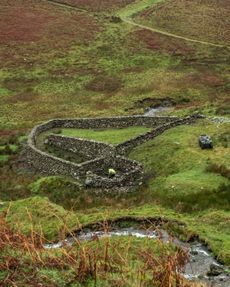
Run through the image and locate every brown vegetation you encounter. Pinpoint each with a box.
[207,163,230,180]
[85,75,123,93]
[138,0,230,45]
[132,29,195,57]
[0,0,100,69]
[0,3,98,44]
[0,6,55,43]
[0,215,200,287]
[50,0,135,11]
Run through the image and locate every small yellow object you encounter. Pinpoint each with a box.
[108,168,116,176]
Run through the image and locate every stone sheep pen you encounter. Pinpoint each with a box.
[24,113,203,191]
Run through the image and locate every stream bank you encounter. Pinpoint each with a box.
[44,219,230,287]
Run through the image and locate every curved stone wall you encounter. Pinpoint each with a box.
[115,115,200,155]
[47,134,115,160]
[24,114,203,190]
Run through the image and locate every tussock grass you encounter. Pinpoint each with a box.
[0,0,229,283]
[0,213,203,287]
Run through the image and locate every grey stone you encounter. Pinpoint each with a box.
[24,114,201,191]
[207,264,224,276]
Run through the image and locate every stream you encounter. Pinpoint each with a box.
[144,106,174,117]
[44,227,230,287]
[144,106,230,125]
[41,105,228,286]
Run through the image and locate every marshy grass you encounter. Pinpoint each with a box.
[0,212,203,287]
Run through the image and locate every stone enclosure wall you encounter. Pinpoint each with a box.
[25,114,202,190]
[115,115,200,155]
[47,134,115,160]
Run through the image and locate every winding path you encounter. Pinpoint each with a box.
[121,17,229,49]
[45,0,229,49]
[45,0,86,12]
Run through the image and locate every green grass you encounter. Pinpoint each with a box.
[29,176,83,207]
[0,144,18,153]
[0,155,9,162]
[0,0,229,130]
[1,120,229,266]
[0,212,189,287]
[148,170,229,212]
[0,0,230,283]
[3,196,79,241]
[118,0,164,18]
[129,120,230,176]
[0,144,18,165]
[2,195,230,265]
[60,126,151,145]
[133,0,230,45]
[2,119,229,265]
[129,120,230,212]
[37,236,178,286]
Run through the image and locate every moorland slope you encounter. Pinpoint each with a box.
[0,0,229,286]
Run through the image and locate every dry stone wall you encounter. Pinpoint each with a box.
[116,114,201,155]
[25,114,203,190]
[39,115,179,130]
[47,134,115,160]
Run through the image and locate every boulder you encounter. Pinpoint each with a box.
[207,263,224,276]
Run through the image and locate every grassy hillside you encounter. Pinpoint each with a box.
[2,212,205,287]
[135,0,230,45]
[1,0,229,132]
[0,0,229,286]
[129,120,230,212]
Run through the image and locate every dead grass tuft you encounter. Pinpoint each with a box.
[0,215,201,286]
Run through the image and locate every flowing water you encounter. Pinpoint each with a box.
[44,227,230,287]
[43,106,229,286]
[144,106,174,117]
